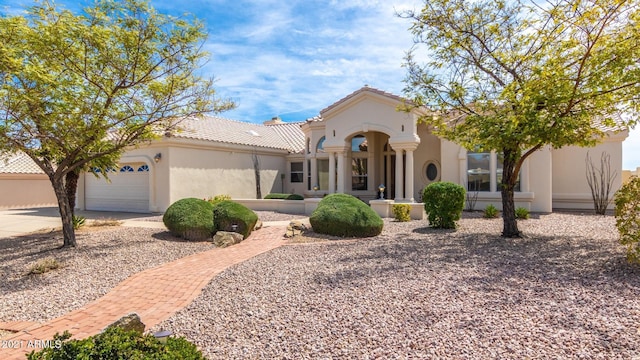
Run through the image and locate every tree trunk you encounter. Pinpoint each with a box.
[501,149,522,238]
[65,171,80,216]
[51,176,77,247]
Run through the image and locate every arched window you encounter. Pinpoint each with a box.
[137,164,149,172]
[351,134,367,152]
[120,165,134,172]
[316,136,326,153]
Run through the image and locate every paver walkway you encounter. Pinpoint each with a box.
[0,222,288,360]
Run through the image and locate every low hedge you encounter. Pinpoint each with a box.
[163,198,215,241]
[27,327,205,360]
[264,193,304,200]
[212,200,259,239]
[422,182,465,229]
[310,193,383,237]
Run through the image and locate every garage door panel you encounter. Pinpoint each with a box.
[85,168,150,213]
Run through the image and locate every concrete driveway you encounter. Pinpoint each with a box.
[0,207,165,238]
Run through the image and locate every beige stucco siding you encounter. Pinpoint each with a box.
[167,145,286,209]
[414,125,442,200]
[552,137,624,209]
[0,174,57,209]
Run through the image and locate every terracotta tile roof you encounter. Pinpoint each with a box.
[172,116,305,153]
[0,152,43,174]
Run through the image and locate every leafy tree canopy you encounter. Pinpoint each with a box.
[0,0,235,246]
[401,0,639,237]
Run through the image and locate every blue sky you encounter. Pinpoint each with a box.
[2,0,639,170]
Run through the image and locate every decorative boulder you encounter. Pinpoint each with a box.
[213,231,244,248]
[285,220,307,238]
[163,198,215,241]
[212,200,258,239]
[104,313,145,334]
[310,193,383,237]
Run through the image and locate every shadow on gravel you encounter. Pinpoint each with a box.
[319,231,640,291]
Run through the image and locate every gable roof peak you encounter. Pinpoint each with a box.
[319,86,408,115]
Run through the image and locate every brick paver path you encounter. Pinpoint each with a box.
[0,223,287,360]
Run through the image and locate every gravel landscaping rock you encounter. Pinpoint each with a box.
[155,212,640,359]
[0,227,212,323]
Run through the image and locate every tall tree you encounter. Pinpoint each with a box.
[400,0,639,237]
[0,0,235,247]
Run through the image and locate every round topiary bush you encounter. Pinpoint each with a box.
[212,200,259,239]
[422,181,466,229]
[163,198,215,241]
[310,193,383,237]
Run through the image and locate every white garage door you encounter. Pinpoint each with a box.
[85,164,150,212]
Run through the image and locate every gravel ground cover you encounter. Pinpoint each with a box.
[0,211,304,324]
[155,212,640,359]
[0,227,212,323]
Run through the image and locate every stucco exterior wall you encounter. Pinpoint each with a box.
[552,137,624,210]
[414,125,442,201]
[0,174,57,209]
[167,144,286,210]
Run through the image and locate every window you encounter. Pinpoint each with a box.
[351,135,367,152]
[467,151,522,192]
[291,162,303,183]
[467,152,490,191]
[316,136,326,153]
[120,165,134,172]
[351,158,368,190]
[317,159,329,190]
[496,153,521,191]
[137,164,149,172]
[425,162,439,182]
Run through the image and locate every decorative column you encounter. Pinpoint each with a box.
[395,148,404,201]
[337,151,345,193]
[328,152,336,193]
[310,157,317,191]
[405,149,415,202]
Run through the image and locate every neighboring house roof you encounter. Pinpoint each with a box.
[172,116,305,153]
[0,152,43,174]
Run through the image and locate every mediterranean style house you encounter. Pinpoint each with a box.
[0,86,628,214]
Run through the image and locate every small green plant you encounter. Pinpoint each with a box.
[515,207,530,219]
[392,204,411,222]
[614,177,640,263]
[207,194,232,205]
[27,327,205,360]
[422,182,465,229]
[28,257,61,275]
[72,215,86,230]
[483,204,499,218]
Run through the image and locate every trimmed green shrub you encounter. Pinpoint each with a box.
[207,194,231,205]
[163,198,215,241]
[392,204,411,222]
[212,200,259,239]
[264,193,304,200]
[515,207,530,219]
[422,182,465,229]
[615,177,640,263]
[310,193,383,237]
[27,327,205,360]
[483,204,499,218]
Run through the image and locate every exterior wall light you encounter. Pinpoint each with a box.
[153,153,162,163]
[378,184,386,199]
